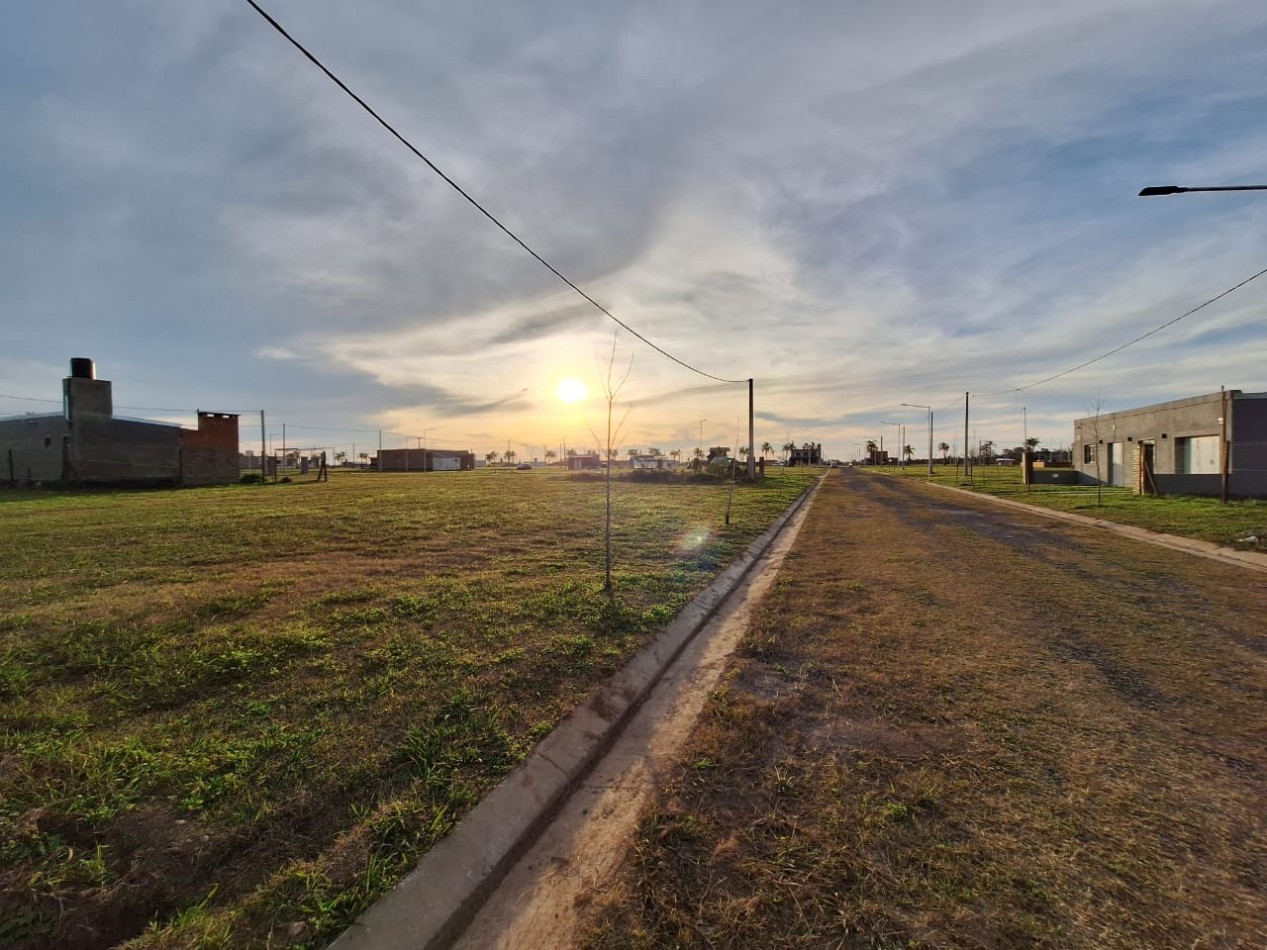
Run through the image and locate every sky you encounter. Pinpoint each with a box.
[4,0,1267,462]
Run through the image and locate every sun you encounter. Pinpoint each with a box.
[556,378,588,403]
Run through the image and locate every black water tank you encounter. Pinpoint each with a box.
[70,358,95,380]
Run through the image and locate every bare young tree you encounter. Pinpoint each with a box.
[588,333,634,595]
[1087,391,1106,507]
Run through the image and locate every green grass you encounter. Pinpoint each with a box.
[863,464,1266,548]
[0,468,814,949]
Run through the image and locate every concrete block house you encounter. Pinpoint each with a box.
[1072,389,1267,498]
[376,448,475,472]
[1,359,239,487]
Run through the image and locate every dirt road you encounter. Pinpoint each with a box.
[584,469,1267,949]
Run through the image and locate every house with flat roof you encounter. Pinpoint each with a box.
[1072,389,1267,498]
[0,359,239,487]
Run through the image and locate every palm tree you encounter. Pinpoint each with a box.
[761,441,773,460]
[484,451,498,466]
[937,441,950,464]
[739,446,749,460]
[692,447,705,461]
[545,448,557,465]
[670,448,682,464]
[782,441,795,465]
[902,445,914,464]
[505,449,516,465]
[865,439,878,463]
[334,451,347,465]
[1024,437,1040,451]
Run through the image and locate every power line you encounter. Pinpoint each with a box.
[0,394,256,415]
[975,264,1267,397]
[243,0,744,385]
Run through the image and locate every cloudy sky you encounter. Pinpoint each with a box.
[4,0,1267,461]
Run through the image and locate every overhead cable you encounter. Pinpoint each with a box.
[243,0,745,385]
[975,263,1267,397]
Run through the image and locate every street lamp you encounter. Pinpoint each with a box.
[902,403,933,476]
[1139,184,1267,197]
[698,419,706,461]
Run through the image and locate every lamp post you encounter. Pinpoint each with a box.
[1139,184,1267,197]
[902,403,933,476]
[698,419,706,462]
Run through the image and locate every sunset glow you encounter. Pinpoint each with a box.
[556,378,588,404]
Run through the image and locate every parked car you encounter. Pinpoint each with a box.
[515,462,533,470]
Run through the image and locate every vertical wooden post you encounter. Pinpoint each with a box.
[747,378,756,480]
[963,392,971,483]
[1220,387,1229,504]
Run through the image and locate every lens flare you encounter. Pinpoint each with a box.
[676,525,711,554]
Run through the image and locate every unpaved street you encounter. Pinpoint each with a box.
[584,469,1267,949]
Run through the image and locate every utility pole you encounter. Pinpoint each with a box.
[282,423,286,476]
[1221,386,1229,504]
[963,392,970,483]
[747,379,755,480]
[698,419,706,463]
[259,410,266,476]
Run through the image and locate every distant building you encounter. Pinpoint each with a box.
[630,454,668,470]
[377,448,475,472]
[567,453,602,471]
[787,443,822,467]
[1072,389,1267,498]
[0,359,239,487]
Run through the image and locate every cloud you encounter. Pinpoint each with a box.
[5,0,1267,456]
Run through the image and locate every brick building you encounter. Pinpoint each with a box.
[0,359,239,487]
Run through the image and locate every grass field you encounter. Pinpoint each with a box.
[862,463,1266,549]
[585,470,1267,949]
[0,468,813,949]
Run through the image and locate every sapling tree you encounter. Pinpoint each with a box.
[588,333,633,596]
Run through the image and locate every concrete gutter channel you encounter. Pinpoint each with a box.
[921,478,1267,574]
[330,475,825,950]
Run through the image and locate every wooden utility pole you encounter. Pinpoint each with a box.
[747,378,756,480]
[963,392,970,482]
[259,410,266,477]
[1220,386,1230,504]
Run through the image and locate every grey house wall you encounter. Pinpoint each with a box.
[1,415,70,483]
[70,416,181,483]
[1072,390,1267,498]
[1233,392,1267,482]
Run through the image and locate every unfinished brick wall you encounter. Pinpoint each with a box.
[180,412,239,485]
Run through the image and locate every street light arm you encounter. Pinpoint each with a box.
[1139,184,1267,197]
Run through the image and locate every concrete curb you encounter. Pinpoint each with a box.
[888,475,1267,574]
[329,475,825,950]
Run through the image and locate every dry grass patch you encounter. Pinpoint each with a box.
[586,470,1267,949]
